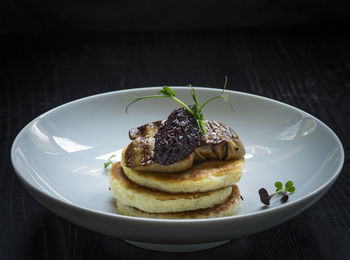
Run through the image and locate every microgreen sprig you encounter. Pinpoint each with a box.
[104,154,116,169]
[259,181,296,205]
[188,84,206,132]
[199,76,233,111]
[125,76,232,135]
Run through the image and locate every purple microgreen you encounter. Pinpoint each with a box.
[280,194,289,203]
[259,181,295,206]
[259,188,272,205]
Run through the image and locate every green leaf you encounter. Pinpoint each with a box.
[275,181,283,191]
[104,162,112,169]
[104,154,116,169]
[288,186,296,193]
[159,86,175,97]
[285,181,294,191]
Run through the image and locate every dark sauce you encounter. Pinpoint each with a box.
[154,107,202,165]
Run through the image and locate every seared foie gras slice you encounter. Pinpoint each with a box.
[128,120,163,140]
[124,120,245,172]
[194,120,245,161]
[125,121,194,172]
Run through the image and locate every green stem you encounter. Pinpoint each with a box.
[199,96,222,111]
[170,96,194,116]
[199,76,228,111]
[198,120,207,134]
[270,189,286,197]
[125,95,170,113]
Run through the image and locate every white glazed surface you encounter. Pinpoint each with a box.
[11,87,344,245]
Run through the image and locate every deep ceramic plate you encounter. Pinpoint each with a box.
[11,87,344,252]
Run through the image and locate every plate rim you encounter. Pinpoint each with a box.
[11,87,345,224]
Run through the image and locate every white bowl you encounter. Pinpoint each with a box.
[11,87,344,252]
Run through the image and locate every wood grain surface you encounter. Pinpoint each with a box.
[1,27,349,259]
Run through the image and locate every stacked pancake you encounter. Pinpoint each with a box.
[109,120,245,219]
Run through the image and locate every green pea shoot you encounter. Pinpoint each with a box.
[104,154,116,169]
[125,76,232,135]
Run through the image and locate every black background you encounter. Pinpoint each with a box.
[1,2,349,259]
[1,0,350,33]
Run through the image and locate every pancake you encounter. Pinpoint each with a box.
[121,148,245,193]
[109,162,233,213]
[114,185,241,219]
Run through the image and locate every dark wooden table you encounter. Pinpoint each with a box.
[1,27,349,259]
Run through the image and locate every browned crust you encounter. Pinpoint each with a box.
[125,121,163,168]
[125,139,154,168]
[128,120,164,140]
[110,162,231,198]
[200,120,237,144]
[114,185,241,218]
[123,146,195,173]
